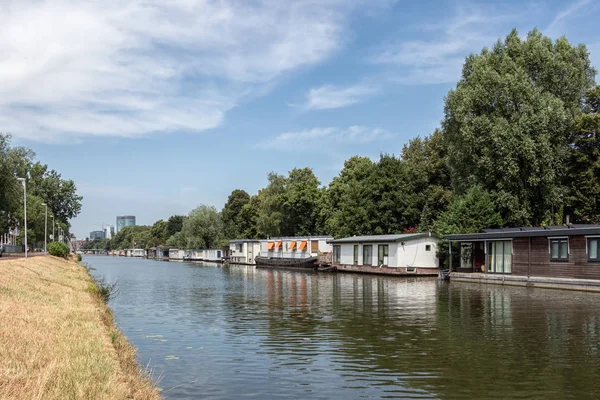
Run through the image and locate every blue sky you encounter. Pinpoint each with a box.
[3,0,599,239]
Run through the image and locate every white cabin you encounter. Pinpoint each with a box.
[203,249,223,262]
[229,239,261,265]
[329,233,439,275]
[258,236,332,260]
[132,248,146,258]
[169,249,185,261]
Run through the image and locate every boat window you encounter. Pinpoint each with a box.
[549,238,568,262]
[266,242,275,251]
[589,238,600,262]
[290,241,297,250]
[275,241,282,250]
[299,241,307,251]
[363,245,373,266]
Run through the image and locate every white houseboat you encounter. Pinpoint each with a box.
[255,236,332,269]
[229,239,261,265]
[132,248,146,258]
[329,233,440,276]
[169,249,185,261]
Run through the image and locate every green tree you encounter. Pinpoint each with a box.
[166,215,186,238]
[255,173,287,237]
[568,85,600,223]
[443,29,596,226]
[148,219,168,247]
[322,156,375,237]
[283,168,322,236]
[237,195,260,239]
[174,205,224,249]
[221,189,251,239]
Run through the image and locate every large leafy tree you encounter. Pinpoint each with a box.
[27,162,83,222]
[171,205,224,249]
[443,29,596,226]
[255,173,287,237]
[568,85,600,223]
[166,215,186,238]
[283,168,322,236]
[322,156,375,237]
[221,189,251,239]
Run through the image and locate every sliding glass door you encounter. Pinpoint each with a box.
[487,241,512,274]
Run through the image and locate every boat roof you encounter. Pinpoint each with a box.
[229,239,261,243]
[261,236,333,241]
[329,233,436,244]
[446,224,600,241]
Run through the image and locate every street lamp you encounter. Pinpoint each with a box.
[42,203,48,254]
[16,178,27,258]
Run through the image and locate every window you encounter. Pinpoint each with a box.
[353,245,359,265]
[333,245,341,264]
[425,244,431,251]
[378,244,389,266]
[588,238,599,262]
[363,245,373,266]
[550,238,569,262]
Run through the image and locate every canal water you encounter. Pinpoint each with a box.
[87,256,600,399]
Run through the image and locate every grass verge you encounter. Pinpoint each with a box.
[0,256,161,399]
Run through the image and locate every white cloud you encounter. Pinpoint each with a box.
[0,0,357,142]
[261,126,393,150]
[302,83,379,110]
[370,6,522,85]
[546,0,593,36]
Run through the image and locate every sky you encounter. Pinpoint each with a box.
[2,0,600,239]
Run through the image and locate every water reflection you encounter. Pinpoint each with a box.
[88,256,600,400]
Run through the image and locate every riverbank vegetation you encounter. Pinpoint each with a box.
[82,29,599,256]
[0,256,160,399]
[0,135,83,246]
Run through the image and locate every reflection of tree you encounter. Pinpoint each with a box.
[217,267,600,399]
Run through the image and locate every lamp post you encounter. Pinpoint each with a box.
[16,178,27,258]
[42,203,48,254]
[52,215,55,242]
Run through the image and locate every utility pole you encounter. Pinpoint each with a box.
[42,203,48,254]
[17,178,27,258]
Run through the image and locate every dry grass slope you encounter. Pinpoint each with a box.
[0,256,161,400]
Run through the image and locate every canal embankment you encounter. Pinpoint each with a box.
[0,256,161,399]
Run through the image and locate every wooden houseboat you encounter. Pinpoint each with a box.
[446,224,600,291]
[229,239,261,265]
[255,236,332,269]
[329,233,440,276]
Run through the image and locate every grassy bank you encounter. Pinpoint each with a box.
[0,256,161,399]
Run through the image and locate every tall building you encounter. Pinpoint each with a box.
[90,230,105,240]
[116,216,136,232]
[104,225,115,239]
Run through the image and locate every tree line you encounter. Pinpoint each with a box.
[83,29,599,256]
[0,134,83,248]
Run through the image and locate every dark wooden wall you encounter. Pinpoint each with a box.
[512,236,600,279]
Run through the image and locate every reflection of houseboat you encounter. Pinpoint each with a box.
[229,239,261,265]
[255,236,332,269]
[329,233,440,276]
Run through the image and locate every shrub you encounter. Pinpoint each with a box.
[87,276,119,303]
[77,253,82,262]
[48,241,70,258]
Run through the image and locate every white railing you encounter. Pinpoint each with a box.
[259,251,313,259]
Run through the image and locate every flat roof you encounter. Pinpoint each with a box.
[261,236,333,240]
[446,225,600,241]
[229,239,260,243]
[329,233,435,244]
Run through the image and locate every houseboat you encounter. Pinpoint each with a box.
[169,249,185,261]
[446,224,600,291]
[229,239,261,265]
[255,236,332,269]
[132,248,146,258]
[329,233,440,276]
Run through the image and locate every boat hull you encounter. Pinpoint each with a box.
[255,256,318,270]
